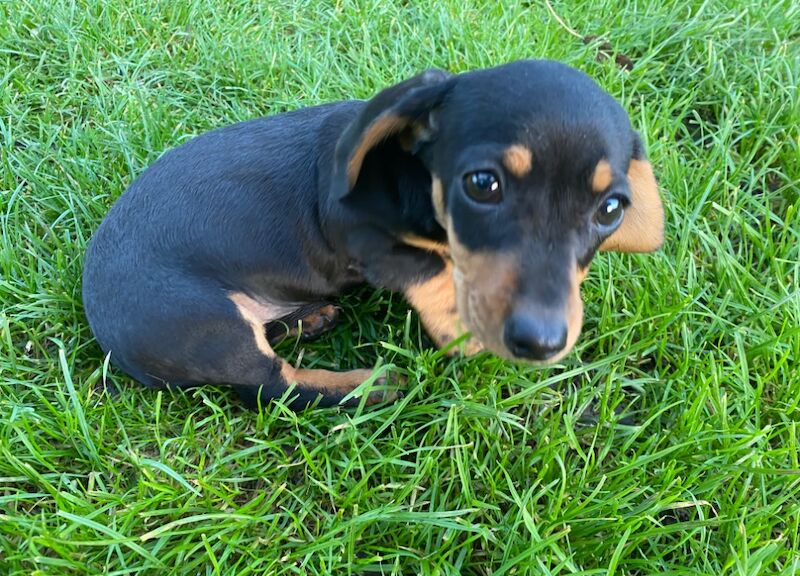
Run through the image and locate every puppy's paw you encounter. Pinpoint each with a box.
[364,370,407,405]
[299,304,340,340]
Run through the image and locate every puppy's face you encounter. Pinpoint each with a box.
[335,61,664,363]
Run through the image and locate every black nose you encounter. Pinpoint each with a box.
[503,313,568,361]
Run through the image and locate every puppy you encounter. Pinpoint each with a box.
[82,60,664,409]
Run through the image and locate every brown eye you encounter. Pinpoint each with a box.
[463,171,502,203]
[595,195,625,229]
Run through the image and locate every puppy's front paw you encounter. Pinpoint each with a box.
[364,370,406,405]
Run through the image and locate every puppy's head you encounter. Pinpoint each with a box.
[334,60,664,363]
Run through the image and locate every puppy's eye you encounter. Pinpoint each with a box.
[595,195,625,228]
[463,171,502,203]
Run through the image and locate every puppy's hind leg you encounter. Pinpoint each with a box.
[125,289,397,409]
[227,293,397,409]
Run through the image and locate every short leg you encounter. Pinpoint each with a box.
[404,260,483,355]
[266,303,340,345]
[226,294,398,408]
[120,290,399,410]
[236,364,400,409]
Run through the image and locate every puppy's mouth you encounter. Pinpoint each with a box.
[453,263,585,364]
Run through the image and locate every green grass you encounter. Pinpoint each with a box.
[1,0,799,573]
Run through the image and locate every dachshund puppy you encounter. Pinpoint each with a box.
[83,60,664,409]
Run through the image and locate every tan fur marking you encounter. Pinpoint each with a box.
[600,159,664,253]
[431,176,447,227]
[545,267,585,363]
[400,233,449,255]
[502,144,533,178]
[591,159,613,193]
[347,115,408,188]
[448,224,518,355]
[280,365,397,405]
[405,261,481,355]
[229,292,286,357]
[550,264,590,362]
[576,264,590,284]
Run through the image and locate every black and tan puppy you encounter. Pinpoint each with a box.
[83,60,664,409]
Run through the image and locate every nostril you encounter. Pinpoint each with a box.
[503,314,568,361]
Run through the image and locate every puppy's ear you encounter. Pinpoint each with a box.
[331,69,453,200]
[600,133,664,252]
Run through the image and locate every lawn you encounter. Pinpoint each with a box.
[1,0,799,573]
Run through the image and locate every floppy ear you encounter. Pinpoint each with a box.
[600,133,664,252]
[331,69,453,200]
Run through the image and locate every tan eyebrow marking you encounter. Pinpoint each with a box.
[502,144,533,178]
[591,159,613,194]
